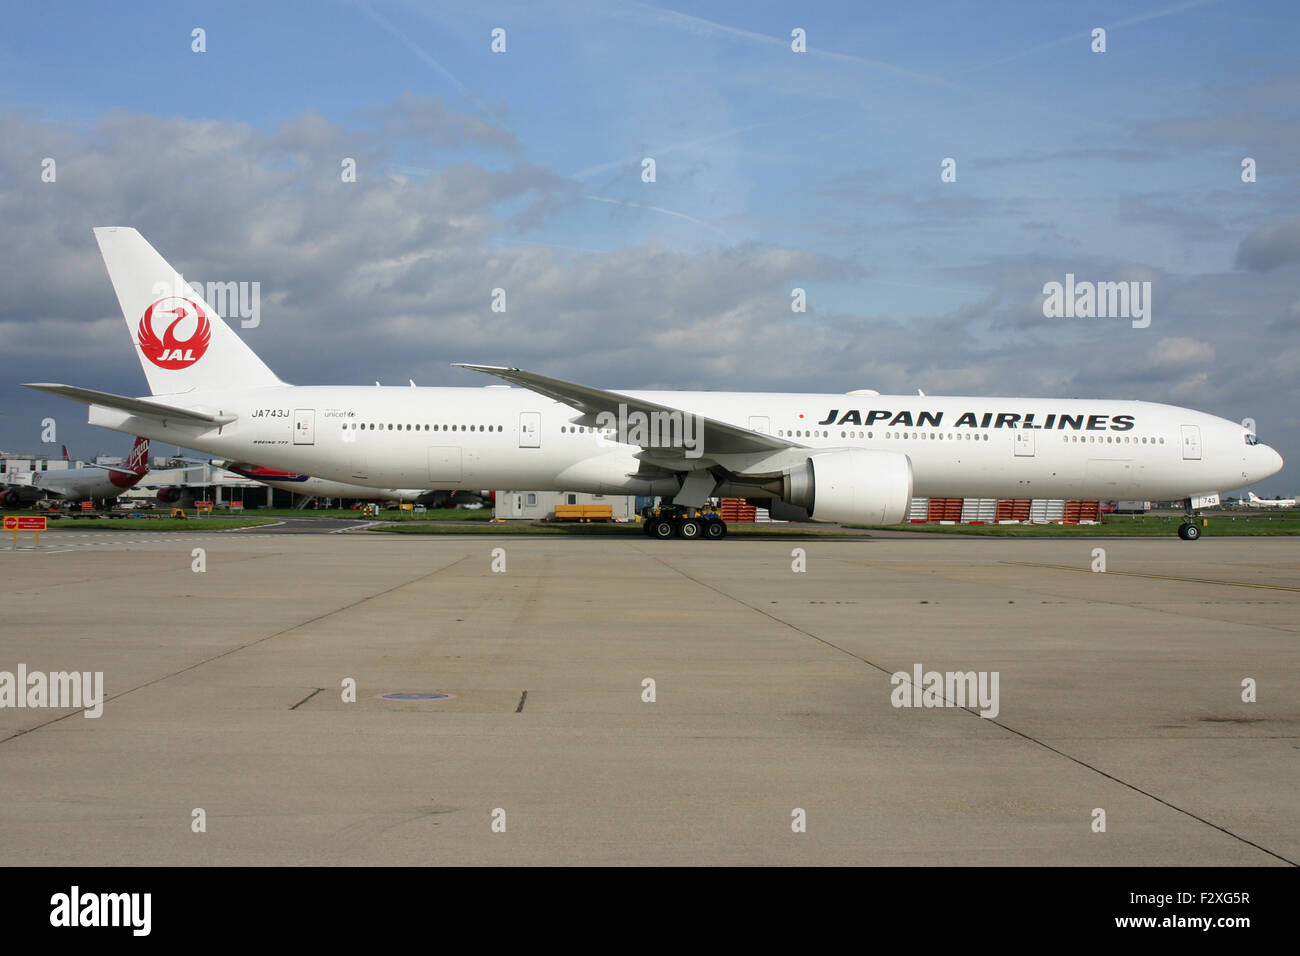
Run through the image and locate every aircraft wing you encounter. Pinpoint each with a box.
[21,384,237,426]
[82,463,141,477]
[452,364,800,460]
[1,483,40,502]
[4,481,71,500]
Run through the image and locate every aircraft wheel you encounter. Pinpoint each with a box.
[678,518,703,540]
[704,519,727,540]
[649,518,676,540]
[1178,522,1201,541]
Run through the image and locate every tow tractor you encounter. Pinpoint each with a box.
[641,503,727,540]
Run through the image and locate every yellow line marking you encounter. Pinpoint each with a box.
[1001,561,1300,592]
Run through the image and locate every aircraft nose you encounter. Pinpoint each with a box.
[1264,445,1284,478]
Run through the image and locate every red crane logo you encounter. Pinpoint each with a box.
[138,297,212,369]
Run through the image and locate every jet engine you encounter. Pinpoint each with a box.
[778,448,913,525]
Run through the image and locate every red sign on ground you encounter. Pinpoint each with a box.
[4,516,47,531]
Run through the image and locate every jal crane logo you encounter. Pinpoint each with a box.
[138,297,212,369]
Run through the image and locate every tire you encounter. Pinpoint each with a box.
[650,518,676,539]
[678,518,703,539]
[1180,523,1201,540]
[704,519,727,540]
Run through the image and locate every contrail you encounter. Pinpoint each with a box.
[961,0,1222,74]
[582,194,731,240]
[618,0,964,91]
[350,0,471,98]
[572,112,818,180]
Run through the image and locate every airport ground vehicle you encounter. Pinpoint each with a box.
[641,504,727,540]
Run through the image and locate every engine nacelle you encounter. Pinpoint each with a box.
[155,486,183,504]
[782,448,913,525]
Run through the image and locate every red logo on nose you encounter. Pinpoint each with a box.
[138,297,212,369]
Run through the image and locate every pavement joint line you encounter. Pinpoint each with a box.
[1001,560,1300,592]
[515,690,528,713]
[289,688,324,711]
[640,547,1299,867]
[0,553,471,748]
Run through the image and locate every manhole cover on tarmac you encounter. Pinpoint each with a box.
[376,692,454,701]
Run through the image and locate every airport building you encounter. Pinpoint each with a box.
[1,452,280,508]
[495,490,638,521]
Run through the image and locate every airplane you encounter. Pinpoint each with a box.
[23,227,1286,541]
[1246,491,1297,508]
[0,435,150,509]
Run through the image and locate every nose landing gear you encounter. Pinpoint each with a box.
[1178,498,1205,540]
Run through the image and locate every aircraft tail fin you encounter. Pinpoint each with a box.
[125,436,150,476]
[93,227,284,396]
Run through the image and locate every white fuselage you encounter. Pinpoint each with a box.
[83,385,1283,503]
[1248,494,1297,508]
[5,466,131,502]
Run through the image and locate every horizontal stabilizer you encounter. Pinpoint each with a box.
[83,462,143,477]
[21,383,237,426]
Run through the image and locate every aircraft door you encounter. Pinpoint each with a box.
[293,409,315,445]
[519,412,541,448]
[748,416,770,434]
[1180,425,1201,460]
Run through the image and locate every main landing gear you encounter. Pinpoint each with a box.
[641,505,728,540]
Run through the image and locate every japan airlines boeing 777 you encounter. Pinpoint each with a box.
[24,228,1285,540]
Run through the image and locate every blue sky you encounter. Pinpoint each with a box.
[1,0,1298,487]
